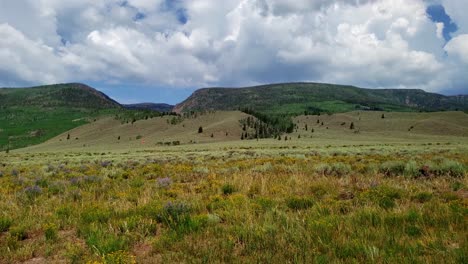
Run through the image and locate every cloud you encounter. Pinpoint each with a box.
[0,23,67,86]
[0,0,466,94]
[445,34,468,64]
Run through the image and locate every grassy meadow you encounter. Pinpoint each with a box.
[0,111,467,263]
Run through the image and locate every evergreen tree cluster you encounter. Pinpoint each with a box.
[240,108,294,138]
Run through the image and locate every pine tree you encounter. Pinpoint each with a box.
[198,126,203,133]
[211,133,214,138]
[350,122,355,130]
[381,113,385,119]
[67,134,70,140]
[305,124,308,131]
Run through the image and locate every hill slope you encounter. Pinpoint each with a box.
[22,110,468,152]
[26,111,251,151]
[174,82,468,114]
[0,83,121,150]
[0,83,120,108]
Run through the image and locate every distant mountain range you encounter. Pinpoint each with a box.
[1,82,467,150]
[124,103,174,112]
[174,82,468,114]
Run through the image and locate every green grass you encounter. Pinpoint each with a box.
[175,82,468,115]
[0,140,466,263]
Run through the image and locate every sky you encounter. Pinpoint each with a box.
[0,0,467,104]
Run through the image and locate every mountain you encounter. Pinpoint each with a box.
[0,83,122,150]
[0,83,121,109]
[174,82,468,114]
[124,103,174,112]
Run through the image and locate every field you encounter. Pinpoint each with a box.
[0,111,467,263]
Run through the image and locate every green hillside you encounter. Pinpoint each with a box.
[174,82,468,114]
[0,83,122,150]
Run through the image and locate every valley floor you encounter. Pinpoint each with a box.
[0,111,467,263]
[0,137,467,263]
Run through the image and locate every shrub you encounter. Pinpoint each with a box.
[103,250,136,264]
[286,197,314,210]
[221,184,236,195]
[157,177,173,189]
[451,181,464,191]
[405,225,422,237]
[35,178,49,188]
[0,217,13,232]
[404,161,420,178]
[437,160,465,178]
[379,161,405,177]
[158,202,203,236]
[81,207,112,224]
[83,227,129,255]
[365,186,402,210]
[315,163,351,177]
[378,196,395,210]
[412,192,432,203]
[157,202,193,231]
[10,226,28,240]
[44,223,58,241]
[24,185,42,199]
[48,182,66,195]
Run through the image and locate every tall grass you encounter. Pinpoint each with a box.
[0,147,466,263]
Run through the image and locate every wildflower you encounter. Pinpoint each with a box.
[157,177,172,188]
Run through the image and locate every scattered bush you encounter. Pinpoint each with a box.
[404,161,420,178]
[315,163,351,176]
[81,207,112,224]
[157,177,173,189]
[0,217,13,232]
[10,226,28,240]
[365,186,402,210]
[412,192,432,203]
[379,161,405,177]
[436,160,465,178]
[83,227,130,255]
[221,184,236,195]
[24,185,42,199]
[156,201,205,236]
[286,197,314,210]
[103,250,136,264]
[44,223,58,241]
[405,225,422,237]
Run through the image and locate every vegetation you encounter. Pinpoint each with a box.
[174,82,468,115]
[0,141,466,263]
[174,82,468,138]
[0,83,180,150]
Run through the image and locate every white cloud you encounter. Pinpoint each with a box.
[0,0,466,94]
[0,23,67,85]
[445,34,468,64]
[435,22,444,39]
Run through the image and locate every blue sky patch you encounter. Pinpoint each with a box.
[162,0,188,24]
[426,4,458,41]
[133,12,146,21]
